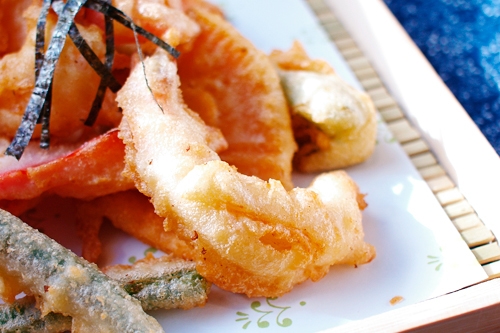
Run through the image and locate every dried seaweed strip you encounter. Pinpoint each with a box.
[84,0,180,58]
[85,0,115,126]
[35,0,53,150]
[39,84,52,148]
[35,0,52,79]
[5,0,88,160]
[85,0,169,112]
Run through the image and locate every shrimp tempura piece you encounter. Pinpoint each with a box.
[117,50,375,298]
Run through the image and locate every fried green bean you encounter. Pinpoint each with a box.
[103,255,210,311]
[0,209,164,333]
[0,296,72,333]
[0,255,210,332]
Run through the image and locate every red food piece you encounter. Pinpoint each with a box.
[0,130,133,201]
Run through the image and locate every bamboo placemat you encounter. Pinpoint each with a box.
[305,0,500,279]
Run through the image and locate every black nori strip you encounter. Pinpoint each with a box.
[85,0,115,126]
[35,0,53,150]
[39,84,52,149]
[5,0,88,160]
[35,0,52,79]
[83,0,180,59]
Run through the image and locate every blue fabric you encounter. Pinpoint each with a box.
[383,0,500,155]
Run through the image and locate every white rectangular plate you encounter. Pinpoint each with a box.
[35,0,489,332]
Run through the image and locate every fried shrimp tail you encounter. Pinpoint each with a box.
[117,49,375,298]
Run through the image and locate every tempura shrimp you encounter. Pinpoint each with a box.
[117,48,375,297]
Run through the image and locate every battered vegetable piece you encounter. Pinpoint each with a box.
[0,209,164,333]
[0,296,72,333]
[75,190,196,263]
[0,255,210,331]
[270,42,377,172]
[103,254,210,311]
[117,49,375,298]
[177,4,297,189]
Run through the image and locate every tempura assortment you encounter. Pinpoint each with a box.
[0,0,378,331]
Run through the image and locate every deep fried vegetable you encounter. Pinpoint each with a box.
[0,208,164,333]
[0,255,210,332]
[102,254,210,311]
[0,296,72,333]
[270,42,377,172]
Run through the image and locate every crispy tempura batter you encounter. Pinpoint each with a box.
[111,0,201,48]
[117,50,375,297]
[102,253,210,311]
[177,5,296,189]
[0,209,164,333]
[0,0,31,55]
[75,190,195,263]
[270,42,377,172]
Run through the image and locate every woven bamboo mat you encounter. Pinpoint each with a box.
[306,0,500,279]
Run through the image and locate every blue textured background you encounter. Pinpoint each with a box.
[383,0,500,155]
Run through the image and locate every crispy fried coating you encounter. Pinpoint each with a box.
[177,5,297,189]
[270,41,335,75]
[117,50,374,297]
[270,42,378,172]
[0,196,41,217]
[0,209,164,333]
[102,253,210,311]
[0,0,31,55]
[75,190,196,263]
[110,0,201,48]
